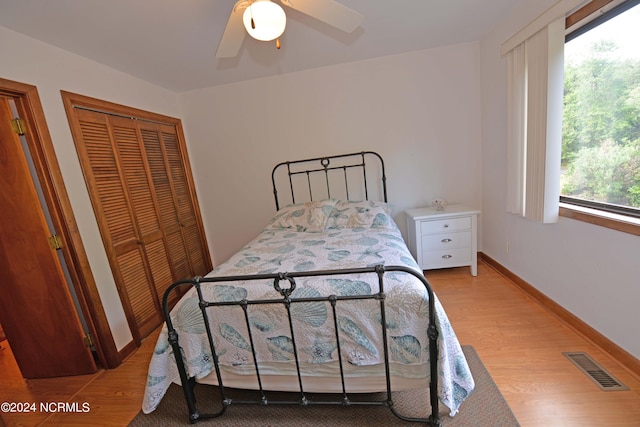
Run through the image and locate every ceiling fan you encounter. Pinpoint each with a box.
[216,0,363,58]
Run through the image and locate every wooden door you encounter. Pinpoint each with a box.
[73,109,163,341]
[62,92,212,344]
[138,121,208,280]
[0,97,97,378]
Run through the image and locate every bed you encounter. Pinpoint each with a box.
[141,151,474,426]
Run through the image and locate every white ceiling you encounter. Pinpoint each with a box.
[0,0,526,92]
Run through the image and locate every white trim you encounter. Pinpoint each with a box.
[501,0,589,55]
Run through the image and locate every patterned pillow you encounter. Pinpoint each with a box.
[325,200,394,229]
[266,199,338,232]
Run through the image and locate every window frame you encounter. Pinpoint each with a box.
[559,0,640,235]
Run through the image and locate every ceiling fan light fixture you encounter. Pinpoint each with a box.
[243,0,286,42]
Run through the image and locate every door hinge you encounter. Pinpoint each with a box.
[10,118,26,135]
[48,234,63,250]
[83,333,94,348]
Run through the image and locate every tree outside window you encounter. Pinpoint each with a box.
[562,2,640,214]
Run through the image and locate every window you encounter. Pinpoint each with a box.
[561,0,640,231]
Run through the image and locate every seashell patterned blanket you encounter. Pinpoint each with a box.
[141,219,474,416]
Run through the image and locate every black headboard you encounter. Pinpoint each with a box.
[271,151,387,210]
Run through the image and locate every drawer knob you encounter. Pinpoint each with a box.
[443,224,449,228]
[442,254,452,259]
[441,238,452,243]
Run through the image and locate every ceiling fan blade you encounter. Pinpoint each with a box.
[281,0,363,33]
[216,2,246,58]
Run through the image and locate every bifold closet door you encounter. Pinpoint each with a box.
[138,121,208,301]
[110,115,177,335]
[71,107,210,343]
[74,109,162,340]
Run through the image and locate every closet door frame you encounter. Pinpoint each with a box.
[61,91,212,346]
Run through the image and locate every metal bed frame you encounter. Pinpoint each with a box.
[163,151,442,426]
[271,150,388,209]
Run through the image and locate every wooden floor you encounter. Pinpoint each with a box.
[0,260,638,426]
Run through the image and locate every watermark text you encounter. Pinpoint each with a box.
[1,401,90,413]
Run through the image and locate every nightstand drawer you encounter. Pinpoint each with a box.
[421,247,472,269]
[421,231,471,251]
[419,216,471,235]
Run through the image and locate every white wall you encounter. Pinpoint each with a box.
[480,2,640,358]
[0,26,183,350]
[180,42,483,265]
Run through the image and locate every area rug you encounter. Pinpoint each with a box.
[129,346,519,426]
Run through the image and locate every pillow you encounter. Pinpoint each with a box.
[266,199,338,232]
[325,200,395,229]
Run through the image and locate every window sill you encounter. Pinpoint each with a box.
[559,203,640,237]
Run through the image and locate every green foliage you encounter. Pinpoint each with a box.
[562,39,640,209]
[561,141,640,207]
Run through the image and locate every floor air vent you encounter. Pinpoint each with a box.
[563,352,629,391]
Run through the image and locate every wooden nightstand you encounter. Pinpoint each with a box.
[405,205,480,276]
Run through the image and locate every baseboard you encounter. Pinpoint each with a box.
[479,252,640,380]
[117,340,138,364]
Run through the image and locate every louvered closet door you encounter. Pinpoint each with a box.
[110,115,174,332]
[70,103,211,343]
[138,122,209,280]
[162,126,208,276]
[75,110,162,340]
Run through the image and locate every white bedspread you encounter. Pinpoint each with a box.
[142,220,474,415]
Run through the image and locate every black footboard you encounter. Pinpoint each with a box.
[163,265,442,426]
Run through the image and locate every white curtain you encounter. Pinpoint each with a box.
[504,17,565,223]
